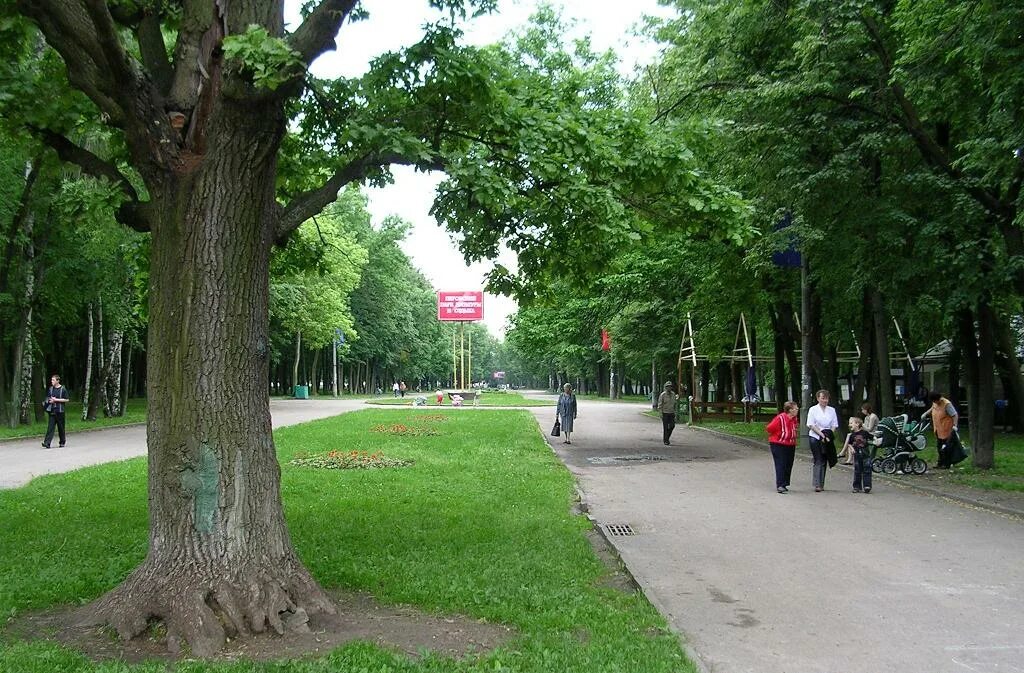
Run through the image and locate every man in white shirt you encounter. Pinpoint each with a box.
[806,389,839,492]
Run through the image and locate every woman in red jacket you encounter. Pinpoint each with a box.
[766,401,799,493]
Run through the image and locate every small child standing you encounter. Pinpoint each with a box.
[847,417,874,493]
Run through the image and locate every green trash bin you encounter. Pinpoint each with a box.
[293,385,309,399]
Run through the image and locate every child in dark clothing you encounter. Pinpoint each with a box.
[847,417,874,493]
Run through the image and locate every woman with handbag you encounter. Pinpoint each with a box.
[556,383,578,445]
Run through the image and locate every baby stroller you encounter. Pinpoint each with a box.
[871,414,929,475]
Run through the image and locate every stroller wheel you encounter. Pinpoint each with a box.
[880,458,897,475]
[871,459,883,474]
[910,457,928,475]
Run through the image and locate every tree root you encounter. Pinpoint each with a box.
[76,557,336,657]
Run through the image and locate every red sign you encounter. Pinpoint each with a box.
[437,291,484,322]
[601,329,611,351]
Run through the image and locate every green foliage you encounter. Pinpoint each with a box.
[270,188,368,350]
[222,24,305,91]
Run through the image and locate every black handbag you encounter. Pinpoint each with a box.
[947,430,969,465]
[551,419,560,437]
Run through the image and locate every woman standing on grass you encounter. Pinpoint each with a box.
[556,383,578,445]
[766,401,799,493]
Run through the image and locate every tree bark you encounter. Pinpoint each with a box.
[773,300,802,403]
[16,326,33,426]
[79,99,334,657]
[973,302,996,468]
[120,343,131,416]
[103,329,124,417]
[993,313,1024,432]
[82,303,94,421]
[850,289,873,414]
[86,300,105,421]
[869,289,895,416]
[310,348,320,396]
[292,331,302,392]
[771,309,787,408]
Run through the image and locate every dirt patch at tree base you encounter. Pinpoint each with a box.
[3,589,514,664]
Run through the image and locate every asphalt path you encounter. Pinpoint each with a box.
[0,397,369,489]
[528,395,1024,673]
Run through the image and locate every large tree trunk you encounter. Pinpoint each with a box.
[81,101,333,657]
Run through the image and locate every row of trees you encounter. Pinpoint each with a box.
[0,142,503,427]
[7,0,1017,657]
[503,0,1023,473]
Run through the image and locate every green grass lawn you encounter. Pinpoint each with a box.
[0,398,148,440]
[913,433,1024,492]
[365,391,553,407]
[693,420,1024,492]
[0,409,690,672]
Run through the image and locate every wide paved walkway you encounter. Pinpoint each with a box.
[0,398,368,489]
[529,396,1024,673]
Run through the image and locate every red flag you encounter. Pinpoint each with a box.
[601,329,611,351]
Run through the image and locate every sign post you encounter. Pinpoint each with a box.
[437,291,484,390]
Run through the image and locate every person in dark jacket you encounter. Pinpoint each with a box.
[556,383,578,445]
[42,373,70,449]
[766,401,799,493]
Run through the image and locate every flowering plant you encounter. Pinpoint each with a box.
[370,423,439,436]
[289,450,413,470]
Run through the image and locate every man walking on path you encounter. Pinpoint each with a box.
[41,374,70,449]
[657,382,678,445]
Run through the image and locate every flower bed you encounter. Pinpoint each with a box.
[289,450,413,470]
[370,423,439,436]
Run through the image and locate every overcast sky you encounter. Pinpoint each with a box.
[291,1,677,336]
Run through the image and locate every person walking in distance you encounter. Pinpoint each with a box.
[41,374,70,449]
[657,382,679,445]
[806,389,839,492]
[556,383,578,445]
[766,401,799,493]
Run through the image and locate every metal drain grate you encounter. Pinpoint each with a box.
[603,523,637,537]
